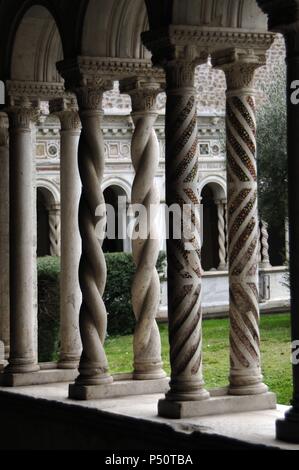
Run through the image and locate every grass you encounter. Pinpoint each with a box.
[106,313,293,405]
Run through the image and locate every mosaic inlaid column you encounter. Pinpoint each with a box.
[120,78,166,380]
[5,98,40,374]
[219,58,267,395]
[51,97,82,370]
[0,113,9,365]
[216,199,228,271]
[73,85,113,386]
[163,60,209,402]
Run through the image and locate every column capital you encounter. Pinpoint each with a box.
[212,49,267,92]
[120,76,164,114]
[6,96,40,130]
[50,95,82,131]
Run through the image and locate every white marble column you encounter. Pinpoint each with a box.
[49,204,61,257]
[214,53,268,395]
[259,220,271,269]
[50,96,82,370]
[72,85,113,387]
[120,78,166,380]
[5,98,40,374]
[0,113,9,366]
[216,199,228,271]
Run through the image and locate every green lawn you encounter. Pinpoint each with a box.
[106,313,292,405]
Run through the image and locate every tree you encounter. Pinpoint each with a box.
[257,63,288,231]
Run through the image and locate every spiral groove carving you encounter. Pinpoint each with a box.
[217,202,227,270]
[76,105,112,385]
[49,210,61,257]
[130,110,165,379]
[166,88,208,401]
[260,220,271,267]
[226,93,266,394]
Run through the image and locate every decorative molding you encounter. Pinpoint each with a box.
[142,26,274,67]
[6,81,64,101]
[57,57,164,91]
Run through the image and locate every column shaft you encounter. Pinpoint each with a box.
[6,101,39,373]
[74,86,113,386]
[0,114,9,364]
[221,60,267,395]
[216,200,228,271]
[164,61,209,401]
[120,78,166,380]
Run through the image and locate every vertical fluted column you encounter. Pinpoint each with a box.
[215,55,267,395]
[73,85,113,386]
[49,204,61,257]
[5,98,40,374]
[163,59,209,402]
[0,113,9,366]
[120,78,166,380]
[50,97,82,370]
[216,200,228,271]
[259,220,271,269]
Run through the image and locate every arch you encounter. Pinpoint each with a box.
[103,184,130,254]
[102,177,132,203]
[201,182,224,271]
[199,176,227,201]
[145,0,267,31]
[81,0,150,59]
[36,178,60,206]
[10,4,63,82]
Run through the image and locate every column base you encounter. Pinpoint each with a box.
[0,368,78,387]
[228,382,269,396]
[133,367,167,381]
[158,388,276,419]
[58,360,80,370]
[276,407,299,444]
[69,374,169,401]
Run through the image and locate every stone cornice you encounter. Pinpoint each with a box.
[57,57,164,91]
[6,81,65,101]
[142,25,274,66]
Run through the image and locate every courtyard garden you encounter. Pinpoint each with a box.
[106,314,292,406]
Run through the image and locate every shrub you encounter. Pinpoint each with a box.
[37,257,60,362]
[37,252,167,361]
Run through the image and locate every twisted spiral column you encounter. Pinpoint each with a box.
[163,61,209,402]
[219,59,268,395]
[50,96,82,370]
[216,200,228,271]
[0,113,9,365]
[74,86,113,386]
[49,205,61,257]
[260,220,271,269]
[120,78,166,380]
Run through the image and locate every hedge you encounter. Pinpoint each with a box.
[37,252,167,362]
